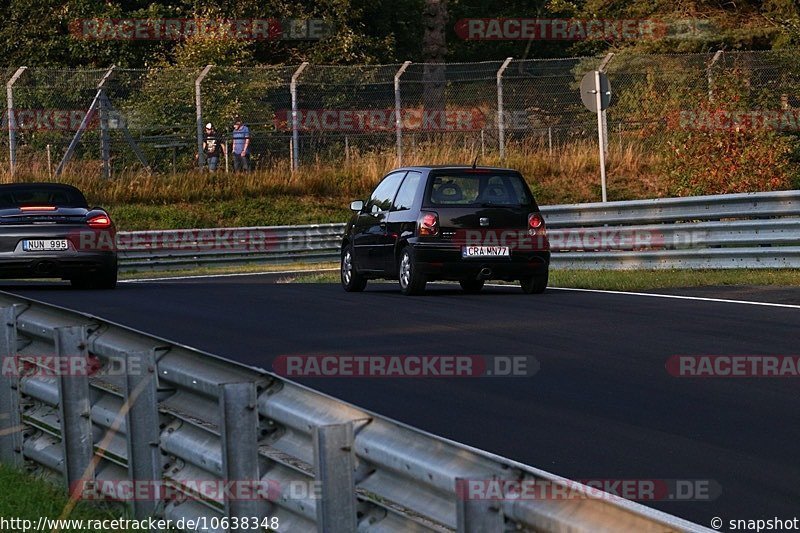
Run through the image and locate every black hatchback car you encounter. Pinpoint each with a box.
[341,166,550,295]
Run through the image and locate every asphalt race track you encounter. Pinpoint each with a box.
[4,276,800,528]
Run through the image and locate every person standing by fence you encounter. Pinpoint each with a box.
[202,123,225,172]
[232,117,251,172]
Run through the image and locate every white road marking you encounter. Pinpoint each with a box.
[121,268,338,283]
[545,286,800,310]
[122,272,798,309]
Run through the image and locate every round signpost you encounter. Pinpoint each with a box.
[581,71,612,202]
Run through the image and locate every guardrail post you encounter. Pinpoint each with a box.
[394,61,412,166]
[220,382,267,527]
[455,477,506,532]
[290,62,309,174]
[496,57,513,160]
[0,305,24,467]
[195,65,213,169]
[55,326,94,493]
[313,422,357,532]
[597,53,614,157]
[6,67,27,177]
[124,349,162,520]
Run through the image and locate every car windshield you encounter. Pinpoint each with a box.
[427,172,533,206]
[0,185,88,208]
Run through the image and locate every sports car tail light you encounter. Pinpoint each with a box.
[87,214,112,229]
[418,211,439,237]
[20,206,57,212]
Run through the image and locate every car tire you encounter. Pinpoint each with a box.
[459,279,485,293]
[341,243,367,292]
[398,247,426,295]
[520,272,548,294]
[71,267,117,290]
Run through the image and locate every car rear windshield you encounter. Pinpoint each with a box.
[0,185,88,208]
[426,172,533,207]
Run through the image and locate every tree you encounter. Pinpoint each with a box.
[422,0,447,124]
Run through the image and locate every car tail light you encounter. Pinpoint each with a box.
[418,211,439,237]
[528,213,544,229]
[20,206,57,212]
[87,214,112,229]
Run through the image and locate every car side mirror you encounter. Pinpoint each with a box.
[350,200,364,212]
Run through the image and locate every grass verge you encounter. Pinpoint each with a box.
[282,268,800,291]
[120,261,338,280]
[7,139,797,232]
[0,465,137,532]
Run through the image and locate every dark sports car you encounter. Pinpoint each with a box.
[0,183,117,289]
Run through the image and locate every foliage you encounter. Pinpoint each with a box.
[1,0,798,68]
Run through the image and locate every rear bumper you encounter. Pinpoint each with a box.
[0,251,117,279]
[412,242,549,280]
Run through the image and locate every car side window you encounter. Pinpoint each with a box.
[367,171,406,213]
[391,171,421,212]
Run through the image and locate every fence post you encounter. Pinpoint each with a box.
[290,62,309,173]
[496,57,513,160]
[55,326,94,494]
[124,349,162,520]
[54,90,103,177]
[707,50,723,103]
[195,65,213,169]
[394,61,412,166]
[6,67,27,177]
[598,53,614,157]
[313,422,357,532]
[97,66,116,179]
[219,382,267,526]
[0,305,24,468]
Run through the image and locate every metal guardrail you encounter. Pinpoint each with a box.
[0,293,710,532]
[542,190,800,269]
[117,224,344,271]
[117,190,800,272]
[540,190,800,227]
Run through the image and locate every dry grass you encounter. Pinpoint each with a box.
[0,140,666,208]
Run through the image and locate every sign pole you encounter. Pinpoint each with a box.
[595,70,608,203]
[581,70,611,203]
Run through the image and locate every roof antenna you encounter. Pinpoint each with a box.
[471,153,479,169]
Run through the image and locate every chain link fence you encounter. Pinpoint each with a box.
[1,49,799,178]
